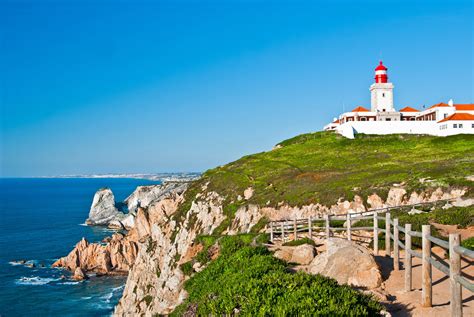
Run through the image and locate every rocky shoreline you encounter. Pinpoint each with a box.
[51,180,473,316]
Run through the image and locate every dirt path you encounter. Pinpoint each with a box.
[375,249,473,316]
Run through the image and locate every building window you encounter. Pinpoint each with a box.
[444,113,448,118]
[459,124,463,128]
[453,124,458,128]
[386,118,391,121]
[472,124,474,128]
[382,93,385,97]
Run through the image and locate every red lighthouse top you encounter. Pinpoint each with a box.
[374,61,388,83]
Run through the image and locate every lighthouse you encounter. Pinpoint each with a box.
[370,61,395,113]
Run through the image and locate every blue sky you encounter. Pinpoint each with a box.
[1,0,472,177]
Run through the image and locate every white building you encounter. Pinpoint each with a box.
[324,61,474,138]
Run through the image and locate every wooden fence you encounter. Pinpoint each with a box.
[267,200,473,317]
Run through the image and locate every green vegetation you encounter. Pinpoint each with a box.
[180,261,194,276]
[171,243,383,316]
[461,237,474,251]
[143,295,153,307]
[357,206,474,248]
[186,133,473,210]
[283,237,316,247]
[146,237,157,254]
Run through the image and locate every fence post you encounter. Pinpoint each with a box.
[270,222,274,243]
[293,219,297,241]
[308,217,312,240]
[346,213,352,241]
[281,222,285,243]
[449,233,462,317]
[385,212,391,257]
[404,223,412,292]
[325,214,330,239]
[393,218,399,271]
[373,212,378,255]
[422,225,432,307]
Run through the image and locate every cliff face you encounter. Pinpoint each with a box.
[111,185,467,316]
[114,190,230,315]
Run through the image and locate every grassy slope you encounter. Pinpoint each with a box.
[194,132,474,208]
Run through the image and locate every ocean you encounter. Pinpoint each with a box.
[0,178,161,317]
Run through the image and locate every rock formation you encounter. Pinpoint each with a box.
[86,188,125,226]
[307,238,382,289]
[72,267,88,281]
[124,183,188,214]
[52,233,138,274]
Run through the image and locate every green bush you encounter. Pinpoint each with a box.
[283,237,316,247]
[461,237,474,251]
[256,233,270,244]
[171,245,383,316]
[431,206,474,228]
[180,261,194,276]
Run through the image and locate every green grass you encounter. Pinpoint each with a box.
[171,244,383,316]
[283,237,316,247]
[461,237,474,250]
[179,133,473,216]
[358,206,474,248]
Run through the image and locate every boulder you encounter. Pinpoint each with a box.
[86,188,124,226]
[72,267,88,281]
[307,238,382,289]
[274,244,316,265]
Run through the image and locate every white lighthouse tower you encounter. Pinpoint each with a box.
[370,61,395,113]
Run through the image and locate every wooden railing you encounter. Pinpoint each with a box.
[267,199,473,317]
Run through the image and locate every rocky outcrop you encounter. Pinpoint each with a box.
[125,183,188,213]
[52,233,138,274]
[307,238,382,289]
[86,188,125,226]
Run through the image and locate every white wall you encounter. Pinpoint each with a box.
[437,120,474,136]
[336,120,474,139]
[336,121,436,139]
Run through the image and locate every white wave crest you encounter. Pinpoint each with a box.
[15,276,59,286]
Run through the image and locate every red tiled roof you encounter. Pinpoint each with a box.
[333,119,340,123]
[455,104,474,111]
[438,113,474,123]
[428,102,450,109]
[351,106,370,112]
[399,106,419,112]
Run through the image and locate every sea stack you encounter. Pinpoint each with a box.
[86,188,125,226]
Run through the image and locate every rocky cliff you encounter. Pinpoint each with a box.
[112,185,468,316]
[54,133,473,316]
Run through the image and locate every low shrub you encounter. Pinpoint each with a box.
[180,261,194,276]
[283,237,316,247]
[171,245,383,316]
[461,237,474,251]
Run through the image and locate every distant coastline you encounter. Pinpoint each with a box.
[33,173,201,182]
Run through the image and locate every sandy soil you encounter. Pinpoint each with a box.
[375,249,473,317]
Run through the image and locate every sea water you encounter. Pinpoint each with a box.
[0,178,161,316]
